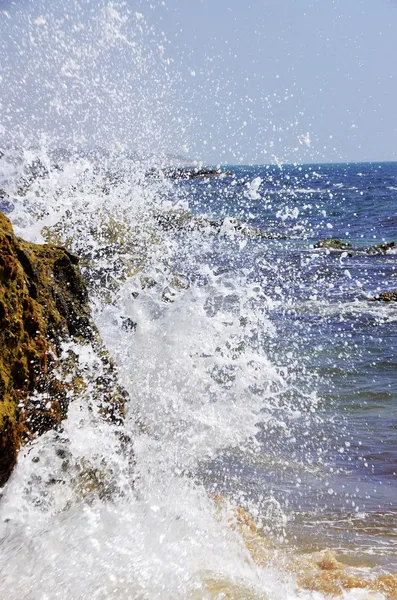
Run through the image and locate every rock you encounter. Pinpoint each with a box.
[314,238,396,256]
[0,211,128,486]
[314,238,352,250]
[154,210,277,239]
[371,290,397,302]
[161,274,190,303]
[42,210,148,304]
[13,158,51,198]
[120,317,137,331]
[154,210,209,233]
[148,167,233,180]
[365,241,396,255]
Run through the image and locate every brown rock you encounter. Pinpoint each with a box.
[0,211,128,486]
[372,290,397,302]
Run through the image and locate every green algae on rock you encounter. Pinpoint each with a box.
[0,211,128,486]
[314,238,352,250]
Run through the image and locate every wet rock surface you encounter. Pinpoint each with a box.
[371,290,397,302]
[314,238,396,255]
[155,210,282,239]
[314,238,352,250]
[0,211,128,486]
[365,240,396,255]
[149,166,233,180]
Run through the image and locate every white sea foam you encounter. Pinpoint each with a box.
[0,152,332,599]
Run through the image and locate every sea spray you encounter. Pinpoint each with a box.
[0,156,318,600]
[0,148,358,598]
[1,2,396,599]
[0,0,188,158]
[2,147,396,597]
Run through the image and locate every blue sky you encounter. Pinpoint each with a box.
[151,0,397,163]
[1,0,396,164]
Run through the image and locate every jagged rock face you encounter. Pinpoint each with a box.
[0,211,128,486]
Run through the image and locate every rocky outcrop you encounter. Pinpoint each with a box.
[41,209,150,305]
[155,210,281,239]
[314,238,352,250]
[314,238,395,254]
[0,211,128,486]
[148,167,233,180]
[371,290,397,302]
[365,241,396,255]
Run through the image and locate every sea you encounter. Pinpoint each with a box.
[0,155,396,599]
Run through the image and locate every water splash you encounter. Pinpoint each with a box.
[0,2,394,599]
[0,0,187,158]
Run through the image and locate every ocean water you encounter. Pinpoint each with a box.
[178,161,397,565]
[0,155,396,600]
[1,1,397,597]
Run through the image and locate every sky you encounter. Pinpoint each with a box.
[1,0,397,164]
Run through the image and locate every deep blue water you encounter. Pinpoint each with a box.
[179,162,397,564]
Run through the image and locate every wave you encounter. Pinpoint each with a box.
[1,148,394,599]
[0,3,395,599]
[0,148,325,599]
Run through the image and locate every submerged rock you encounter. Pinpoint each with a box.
[365,240,396,255]
[149,166,233,180]
[213,498,397,599]
[155,210,277,239]
[314,238,352,250]
[371,290,397,302]
[0,211,128,486]
[314,238,396,255]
